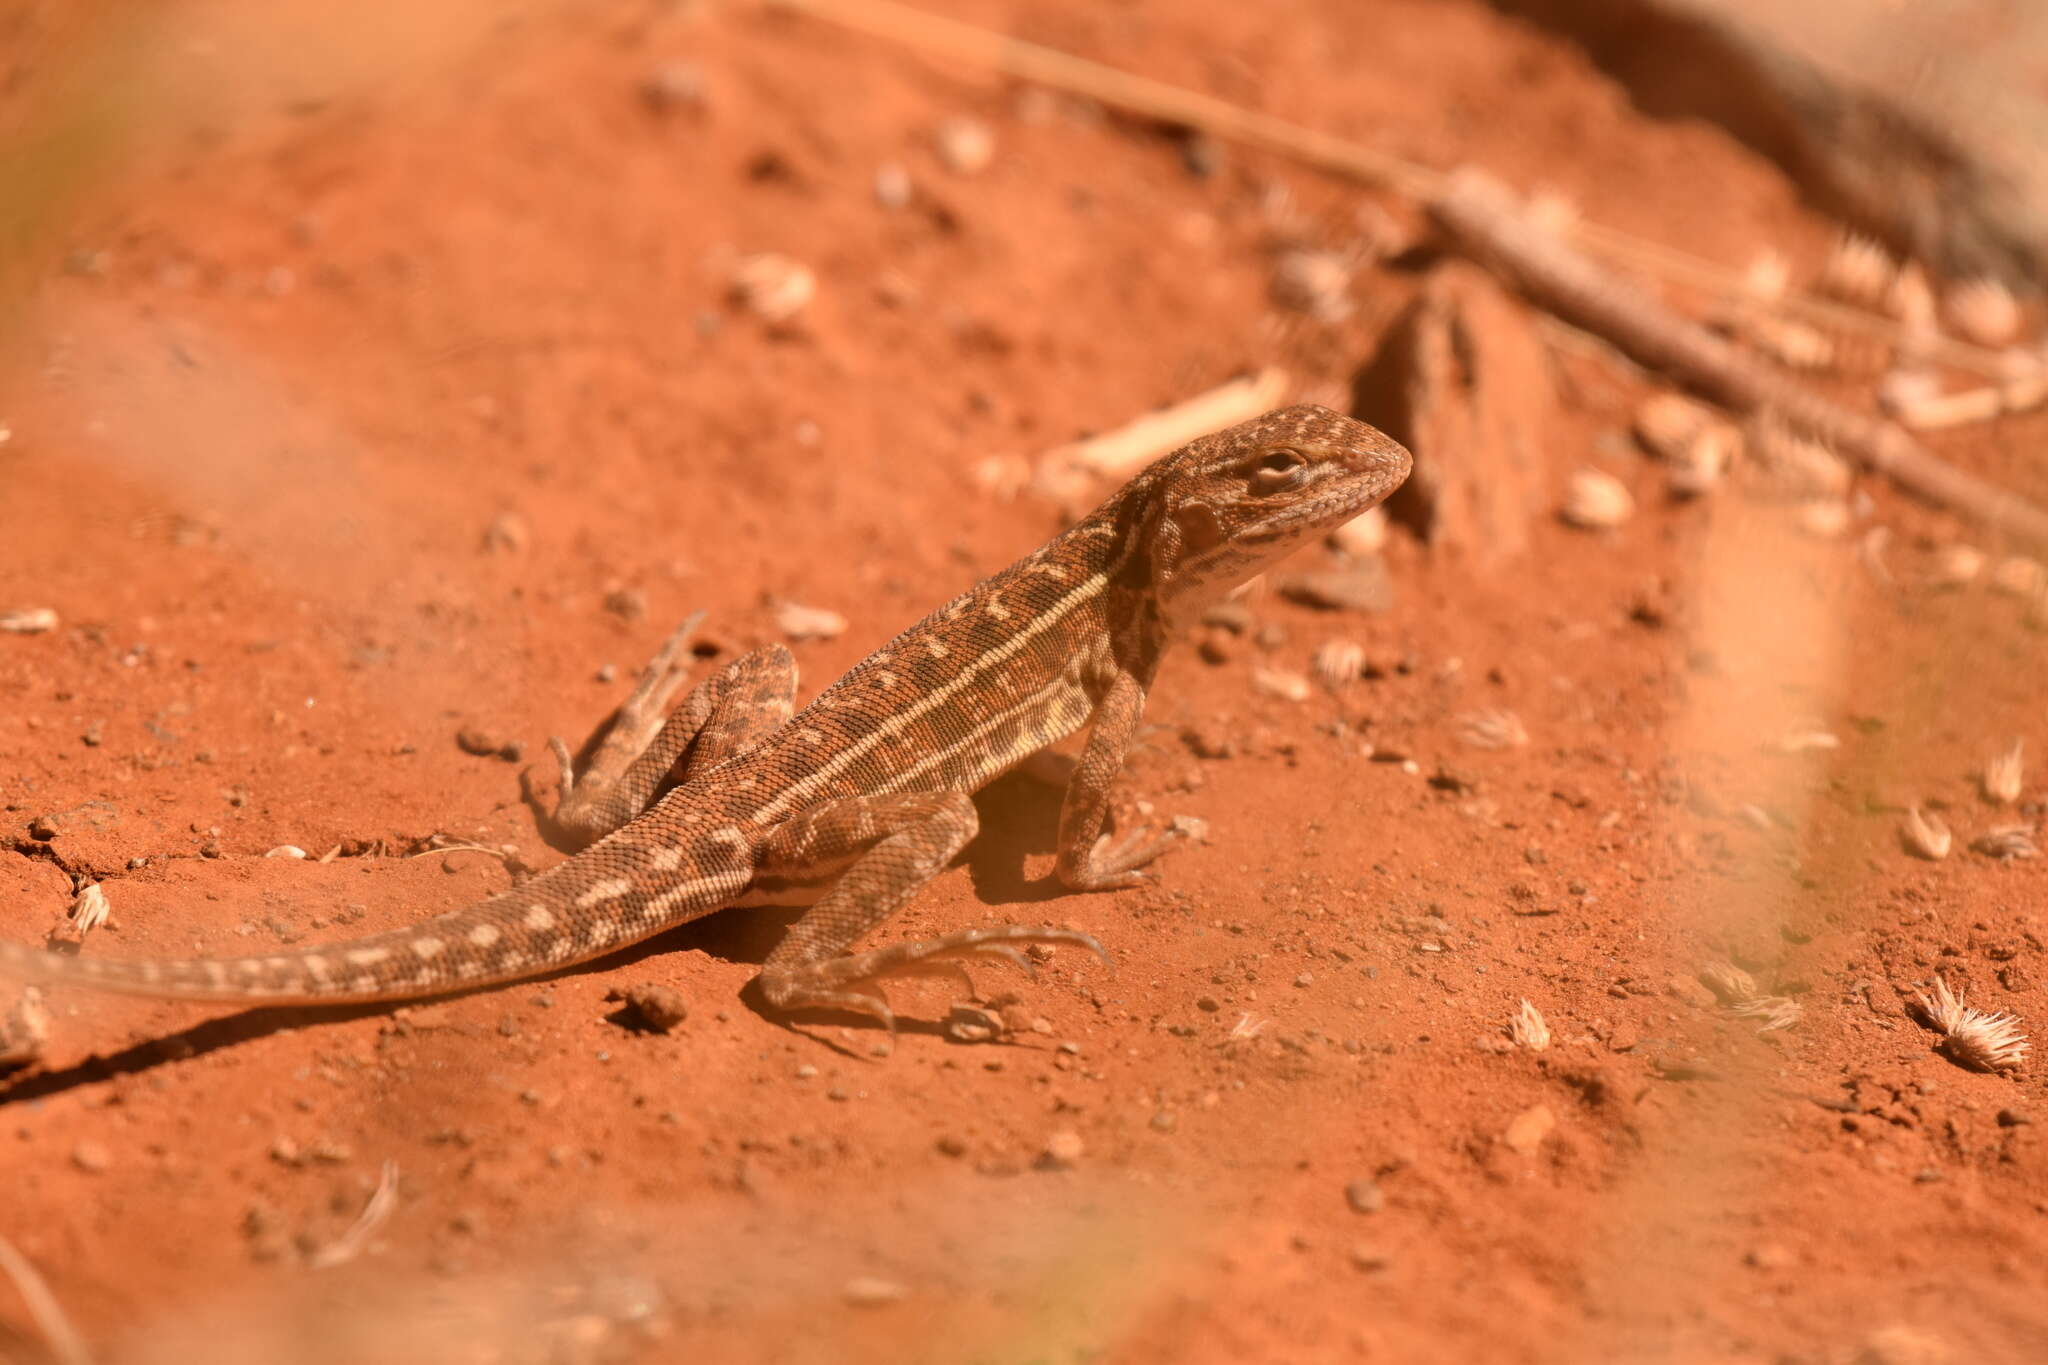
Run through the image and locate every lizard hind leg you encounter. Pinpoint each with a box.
[754,792,1107,1035]
[546,622,797,847]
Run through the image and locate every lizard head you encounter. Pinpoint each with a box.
[1143,404,1411,629]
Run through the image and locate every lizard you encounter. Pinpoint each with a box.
[0,405,1410,1033]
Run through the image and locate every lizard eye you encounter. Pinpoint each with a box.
[1248,448,1307,494]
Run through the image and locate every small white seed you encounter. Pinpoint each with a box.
[1250,667,1312,703]
[1560,468,1633,529]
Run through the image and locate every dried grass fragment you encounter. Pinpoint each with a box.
[1911,976,2029,1072]
[1728,996,1803,1032]
[308,1160,401,1270]
[1749,421,1851,499]
[1899,806,1951,861]
[1311,640,1365,690]
[48,883,110,950]
[1982,739,2024,805]
[1508,999,1549,1052]
[1971,824,2038,860]
[1457,709,1528,750]
[729,253,816,323]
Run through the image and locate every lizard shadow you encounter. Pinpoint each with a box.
[0,774,1086,1102]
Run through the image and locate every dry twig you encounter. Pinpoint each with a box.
[0,1232,94,1365]
[1429,171,2048,550]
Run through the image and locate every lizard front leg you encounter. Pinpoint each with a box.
[1055,670,1185,891]
[547,632,796,846]
[755,792,1104,1032]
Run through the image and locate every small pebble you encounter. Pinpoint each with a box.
[1344,1180,1384,1214]
[72,1140,112,1173]
[618,983,688,1033]
[934,117,994,174]
[842,1276,907,1307]
[1040,1129,1085,1169]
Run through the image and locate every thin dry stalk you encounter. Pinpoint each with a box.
[1037,369,1289,496]
[308,1161,402,1270]
[0,1232,94,1365]
[774,0,2011,378]
[1429,171,2048,550]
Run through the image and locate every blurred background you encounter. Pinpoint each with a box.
[2,2,2045,1362]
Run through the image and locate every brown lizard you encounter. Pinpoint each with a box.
[1,406,1409,1031]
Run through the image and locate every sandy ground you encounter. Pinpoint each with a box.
[2,2,2045,1362]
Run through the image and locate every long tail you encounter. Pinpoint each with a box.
[0,833,751,1005]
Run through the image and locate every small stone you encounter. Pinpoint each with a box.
[842,1276,907,1307]
[456,727,505,757]
[1501,1104,1555,1156]
[26,815,58,841]
[774,602,847,642]
[620,983,688,1033]
[1347,1244,1391,1272]
[934,117,995,174]
[639,62,707,114]
[1560,469,1633,529]
[263,845,309,860]
[1274,564,1393,614]
[1149,1110,1177,1134]
[72,1140,112,1173]
[602,587,647,622]
[1294,972,1314,988]
[1343,1180,1384,1214]
[729,253,816,323]
[482,512,530,555]
[873,162,913,209]
[1745,1243,1795,1271]
[1039,1129,1085,1169]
